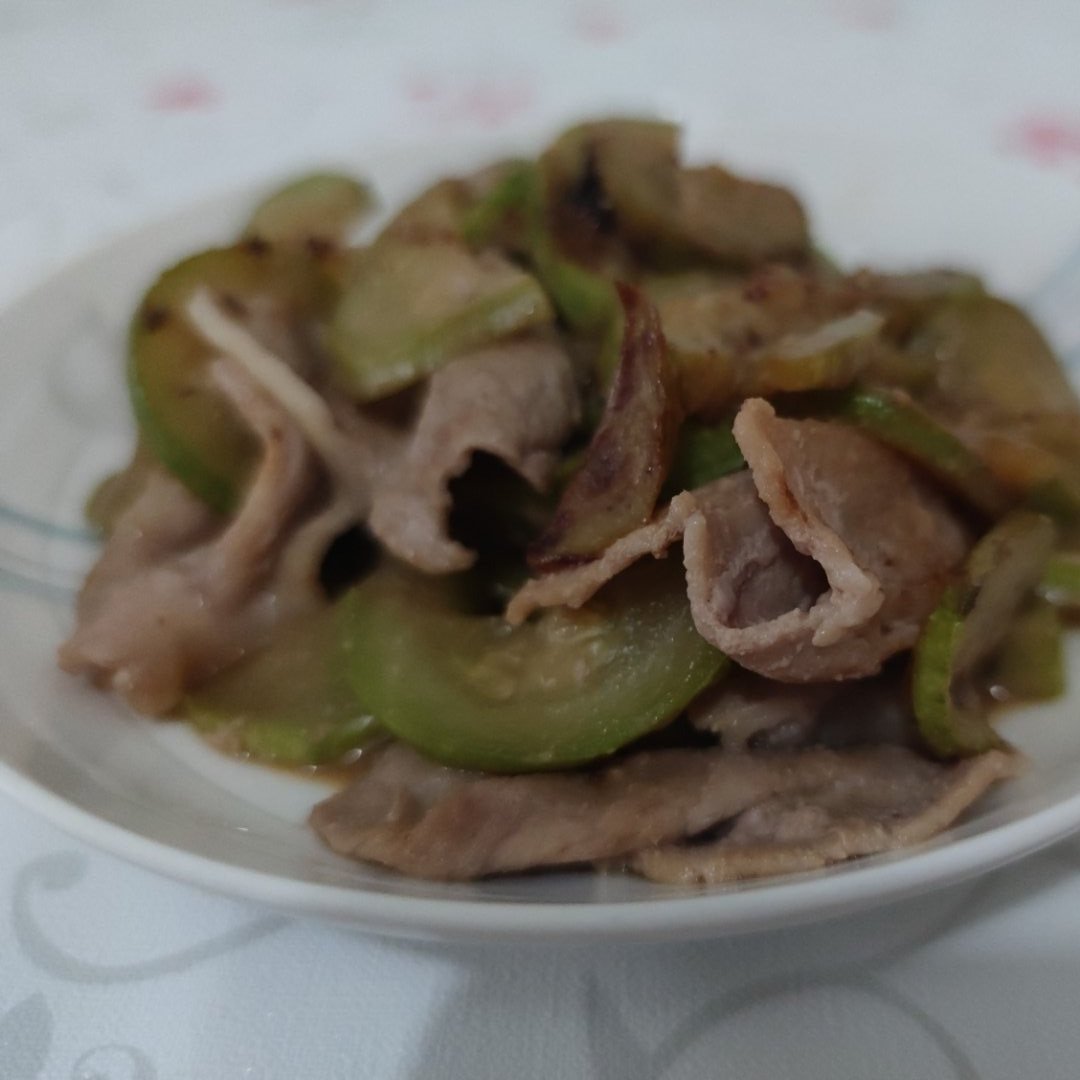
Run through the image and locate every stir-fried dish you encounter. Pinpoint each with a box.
[60,118,1080,884]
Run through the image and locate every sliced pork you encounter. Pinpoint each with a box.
[310,740,1018,882]
[59,362,321,714]
[689,664,920,753]
[506,486,705,623]
[368,339,580,573]
[691,399,969,679]
[688,671,836,751]
[631,747,1020,885]
[72,468,218,622]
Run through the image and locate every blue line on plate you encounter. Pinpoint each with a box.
[0,502,95,544]
[0,565,75,603]
[0,542,81,591]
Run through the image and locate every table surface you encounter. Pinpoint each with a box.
[4,2,1080,1077]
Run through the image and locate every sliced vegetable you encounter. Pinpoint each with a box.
[460,157,618,331]
[850,269,984,320]
[654,268,886,414]
[989,598,1065,702]
[643,269,744,304]
[543,118,679,252]
[662,418,744,497]
[674,165,810,266]
[186,603,380,766]
[380,179,472,240]
[522,167,617,336]
[529,284,680,568]
[528,226,617,336]
[244,172,374,246]
[460,159,533,249]
[967,425,1080,530]
[328,238,553,400]
[463,151,622,335]
[913,511,1055,757]
[129,243,329,512]
[540,118,810,268]
[1039,552,1080,609]
[916,295,1080,416]
[340,560,728,771]
[804,388,1010,517]
[1027,474,1080,529]
[654,285,743,411]
[747,309,884,394]
[381,160,529,244]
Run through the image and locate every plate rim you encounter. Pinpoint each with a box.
[3,753,1080,944]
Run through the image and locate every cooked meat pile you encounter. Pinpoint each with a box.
[60,118,1080,885]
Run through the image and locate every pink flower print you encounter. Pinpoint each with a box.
[572,5,627,44]
[401,74,536,129]
[147,74,220,112]
[830,0,900,32]
[1004,114,1080,169]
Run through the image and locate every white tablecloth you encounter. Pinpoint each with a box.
[4,2,1080,1076]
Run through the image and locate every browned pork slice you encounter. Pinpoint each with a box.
[310,740,1018,882]
[689,398,969,680]
[509,398,969,681]
[368,339,580,573]
[58,362,321,714]
[631,747,1020,885]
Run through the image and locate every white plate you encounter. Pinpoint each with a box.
[3,128,1080,944]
